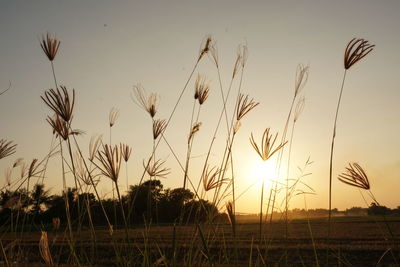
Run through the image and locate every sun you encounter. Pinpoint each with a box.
[249,158,278,185]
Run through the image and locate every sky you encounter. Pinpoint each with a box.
[0,0,399,213]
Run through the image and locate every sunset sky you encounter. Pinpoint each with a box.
[0,1,399,213]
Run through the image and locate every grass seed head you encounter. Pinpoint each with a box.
[93,144,122,183]
[198,35,212,62]
[132,84,159,118]
[232,53,242,79]
[236,94,259,121]
[74,152,93,185]
[47,114,69,140]
[121,143,132,162]
[189,122,202,143]
[194,74,210,105]
[47,114,83,140]
[338,162,370,190]
[109,107,119,127]
[250,128,287,161]
[294,64,309,98]
[89,134,103,161]
[294,96,305,123]
[239,44,249,68]
[153,119,167,140]
[12,158,24,168]
[202,165,227,192]
[41,86,75,123]
[226,201,236,226]
[39,231,53,265]
[144,159,170,179]
[344,38,375,70]
[233,44,249,78]
[0,139,17,160]
[40,32,60,62]
[28,158,40,178]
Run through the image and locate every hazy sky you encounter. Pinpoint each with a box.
[0,1,399,213]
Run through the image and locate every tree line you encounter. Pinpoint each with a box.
[0,179,223,231]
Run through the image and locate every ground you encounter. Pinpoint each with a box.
[1,216,399,266]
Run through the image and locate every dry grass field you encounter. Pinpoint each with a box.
[1,217,399,266]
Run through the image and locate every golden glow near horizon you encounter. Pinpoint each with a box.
[248,157,279,188]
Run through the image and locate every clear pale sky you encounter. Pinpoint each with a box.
[0,1,399,213]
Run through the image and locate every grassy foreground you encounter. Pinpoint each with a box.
[1,217,399,266]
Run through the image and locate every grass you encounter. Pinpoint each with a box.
[0,217,399,265]
[0,33,396,266]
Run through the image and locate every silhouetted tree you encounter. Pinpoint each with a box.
[368,202,389,216]
[30,184,51,219]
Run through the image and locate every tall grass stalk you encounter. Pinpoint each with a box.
[183,74,209,189]
[199,45,247,211]
[303,194,319,267]
[270,64,308,226]
[127,37,208,221]
[72,134,113,233]
[328,69,347,238]
[328,38,374,242]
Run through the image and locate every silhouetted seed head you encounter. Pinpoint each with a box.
[121,143,132,162]
[233,44,249,78]
[344,38,375,70]
[41,86,75,123]
[236,94,259,121]
[12,158,23,168]
[109,107,119,127]
[226,201,235,226]
[75,151,99,186]
[28,158,40,178]
[144,159,170,178]
[294,96,305,123]
[189,122,202,143]
[232,53,242,79]
[198,35,212,62]
[40,33,60,62]
[294,64,309,97]
[240,44,249,68]
[153,119,167,140]
[132,84,159,118]
[250,128,287,161]
[194,74,210,105]
[0,139,17,160]
[93,144,122,183]
[202,165,227,191]
[89,134,102,161]
[338,162,370,190]
[39,231,53,265]
[47,115,69,140]
[47,114,83,140]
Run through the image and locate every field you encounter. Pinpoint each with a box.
[1,217,399,266]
